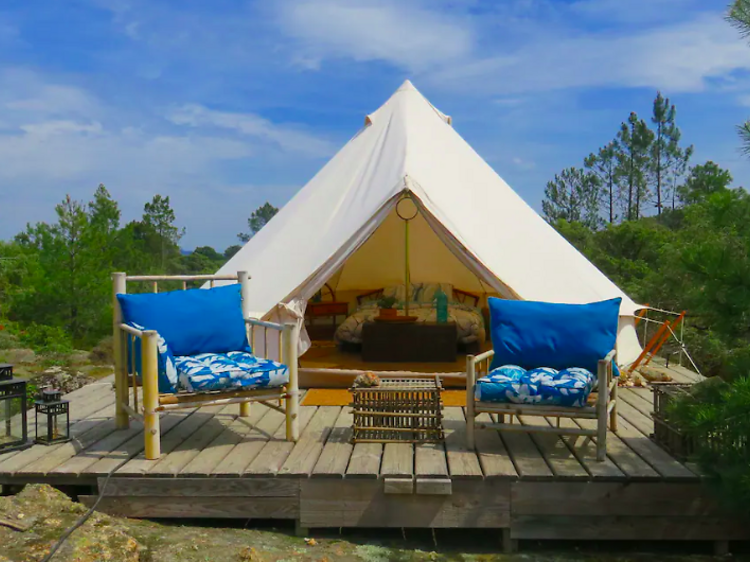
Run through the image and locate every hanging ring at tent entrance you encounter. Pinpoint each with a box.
[396,194,418,222]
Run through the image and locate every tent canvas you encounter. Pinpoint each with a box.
[216,80,643,365]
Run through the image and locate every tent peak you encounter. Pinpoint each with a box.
[398,79,417,92]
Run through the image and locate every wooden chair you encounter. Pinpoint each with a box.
[112,271,299,460]
[465,349,617,461]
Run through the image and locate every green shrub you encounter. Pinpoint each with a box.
[668,376,750,513]
[0,326,20,350]
[17,323,73,354]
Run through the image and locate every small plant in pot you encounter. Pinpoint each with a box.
[377,295,399,319]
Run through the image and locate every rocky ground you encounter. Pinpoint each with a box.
[0,344,113,404]
[0,485,744,562]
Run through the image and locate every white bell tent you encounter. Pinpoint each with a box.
[216,80,643,365]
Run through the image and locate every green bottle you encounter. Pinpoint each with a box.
[435,288,448,323]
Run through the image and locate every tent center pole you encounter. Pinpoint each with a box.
[405,217,410,317]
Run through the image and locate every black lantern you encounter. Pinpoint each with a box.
[0,364,31,453]
[34,389,70,445]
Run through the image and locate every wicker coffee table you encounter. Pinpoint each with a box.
[350,376,444,443]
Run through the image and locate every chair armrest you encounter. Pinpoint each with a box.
[597,348,617,406]
[246,318,287,332]
[120,323,144,338]
[466,349,494,387]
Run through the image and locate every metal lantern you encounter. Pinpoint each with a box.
[34,389,70,445]
[0,363,31,453]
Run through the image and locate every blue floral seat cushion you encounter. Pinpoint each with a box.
[175,351,289,393]
[476,364,597,408]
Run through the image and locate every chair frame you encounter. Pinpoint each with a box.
[465,349,617,461]
[112,271,299,460]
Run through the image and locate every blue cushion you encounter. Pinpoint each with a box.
[175,351,289,393]
[126,322,178,394]
[487,297,621,373]
[117,285,250,357]
[476,364,596,407]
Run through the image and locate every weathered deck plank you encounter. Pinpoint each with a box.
[618,387,654,416]
[311,407,353,478]
[278,406,340,477]
[502,425,554,480]
[84,412,192,477]
[244,406,316,477]
[615,397,657,437]
[213,407,287,477]
[117,407,219,476]
[614,416,696,479]
[415,441,449,478]
[554,418,624,480]
[519,416,588,480]
[179,406,269,477]
[573,417,659,479]
[443,407,483,480]
[473,413,517,479]
[345,443,383,478]
[0,402,114,476]
[381,443,413,478]
[49,421,145,477]
[146,406,234,477]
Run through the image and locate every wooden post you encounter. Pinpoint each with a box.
[596,355,608,462]
[466,355,476,449]
[112,272,129,429]
[502,528,518,553]
[238,271,251,418]
[284,322,299,442]
[142,330,161,460]
[609,358,618,433]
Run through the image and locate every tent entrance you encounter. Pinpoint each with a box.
[299,194,498,376]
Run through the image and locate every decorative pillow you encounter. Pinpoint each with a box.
[175,351,288,393]
[126,322,178,394]
[117,284,250,357]
[487,297,621,373]
[476,364,596,407]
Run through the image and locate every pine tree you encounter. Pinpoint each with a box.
[584,141,619,224]
[542,167,601,229]
[616,113,654,220]
[667,141,694,210]
[677,161,733,205]
[238,202,279,243]
[729,0,750,155]
[651,92,678,216]
[143,195,184,271]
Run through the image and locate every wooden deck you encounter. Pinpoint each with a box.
[0,371,746,546]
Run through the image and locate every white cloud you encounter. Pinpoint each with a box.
[169,104,334,157]
[276,0,473,73]
[0,70,331,247]
[1,69,101,118]
[430,13,750,95]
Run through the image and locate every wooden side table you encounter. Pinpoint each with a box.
[362,321,457,362]
[351,376,444,443]
[305,301,349,340]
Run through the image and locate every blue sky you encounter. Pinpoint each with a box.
[1,0,749,250]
